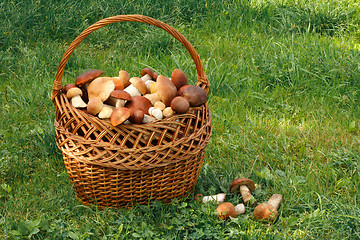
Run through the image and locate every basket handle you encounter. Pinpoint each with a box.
[51,14,209,101]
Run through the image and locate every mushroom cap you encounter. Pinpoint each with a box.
[125,96,152,115]
[118,70,131,88]
[66,87,83,99]
[130,77,147,95]
[154,101,166,111]
[177,84,191,96]
[170,96,190,114]
[253,203,279,222]
[112,77,125,90]
[229,178,256,193]
[63,83,77,93]
[75,69,104,86]
[110,90,131,101]
[87,97,103,115]
[140,67,158,80]
[181,85,208,107]
[87,77,115,102]
[156,75,177,106]
[171,69,188,90]
[162,107,174,118]
[216,202,237,220]
[110,107,131,126]
[194,193,203,203]
[128,109,145,124]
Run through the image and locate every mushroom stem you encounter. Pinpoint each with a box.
[202,193,226,204]
[124,84,142,96]
[239,185,254,205]
[267,194,283,210]
[70,94,87,108]
[234,203,246,216]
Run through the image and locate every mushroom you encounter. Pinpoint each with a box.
[118,70,131,88]
[230,178,257,207]
[156,75,177,106]
[154,101,166,111]
[124,77,147,96]
[98,104,115,119]
[253,194,283,222]
[143,93,161,106]
[87,97,103,115]
[170,96,190,114]
[110,107,131,126]
[112,77,125,90]
[75,69,104,88]
[202,193,226,204]
[148,107,163,120]
[234,203,246,216]
[66,86,87,108]
[106,90,131,108]
[140,67,158,81]
[181,85,208,107]
[163,107,174,118]
[216,202,237,220]
[128,109,145,124]
[125,96,152,114]
[144,80,155,93]
[87,77,115,102]
[142,114,156,124]
[171,69,188,90]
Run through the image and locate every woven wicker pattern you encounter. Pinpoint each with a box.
[52,15,212,208]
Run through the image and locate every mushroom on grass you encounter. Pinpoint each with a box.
[216,202,237,220]
[230,178,257,207]
[253,194,283,222]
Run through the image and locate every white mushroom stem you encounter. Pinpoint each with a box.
[267,194,283,210]
[235,203,246,216]
[115,99,126,108]
[98,105,114,119]
[124,84,141,96]
[142,114,156,124]
[141,74,152,82]
[202,193,226,204]
[240,185,254,204]
[145,80,155,93]
[70,95,87,108]
[148,107,163,120]
[144,93,161,105]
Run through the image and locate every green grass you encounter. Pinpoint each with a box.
[1,0,359,239]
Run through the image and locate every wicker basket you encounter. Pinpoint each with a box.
[51,15,212,208]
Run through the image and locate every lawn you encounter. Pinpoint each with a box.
[1,0,359,239]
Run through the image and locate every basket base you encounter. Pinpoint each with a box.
[63,152,205,208]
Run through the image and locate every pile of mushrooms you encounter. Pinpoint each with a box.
[195,177,283,223]
[62,68,208,126]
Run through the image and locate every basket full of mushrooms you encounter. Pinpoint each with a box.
[51,15,212,208]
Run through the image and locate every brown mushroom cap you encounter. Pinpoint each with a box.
[110,90,131,101]
[181,85,208,107]
[110,107,131,126]
[128,109,145,124]
[87,77,115,102]
[140,67,158,80]
[63,83,77,93]
[171,69,188,90]
[118,70,131,88]
[75,69,104,86]
[125,96,152,114]
[216,202,237,220]
[177,84,191,96]
[130,77,147,95]
[66,87,83,99]
[253,203,279,222]
[229,178,256,193]
[170,96,190,114]
[156,75,177,106]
